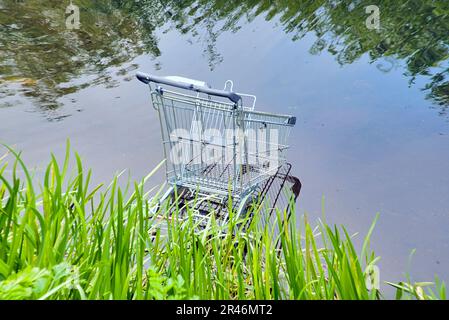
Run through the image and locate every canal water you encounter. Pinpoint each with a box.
[1,1,448,290]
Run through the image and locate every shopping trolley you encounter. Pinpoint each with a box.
[136,72,300,222]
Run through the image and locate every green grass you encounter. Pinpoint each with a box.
[0,142,446,300]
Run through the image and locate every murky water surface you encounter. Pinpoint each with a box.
[1,1,449,288]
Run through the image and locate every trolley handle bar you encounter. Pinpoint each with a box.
[136,72,242,104]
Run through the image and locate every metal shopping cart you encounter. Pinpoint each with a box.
[136,72,300,224]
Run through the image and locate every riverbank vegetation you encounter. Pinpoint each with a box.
[0,143,445,300]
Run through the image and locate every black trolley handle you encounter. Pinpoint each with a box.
[136,72,242,104]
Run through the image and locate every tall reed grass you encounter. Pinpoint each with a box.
[0,142,445,300]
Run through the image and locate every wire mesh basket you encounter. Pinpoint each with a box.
[137,72,296,201]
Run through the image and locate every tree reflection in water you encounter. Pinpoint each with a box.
[0,0,448,116]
